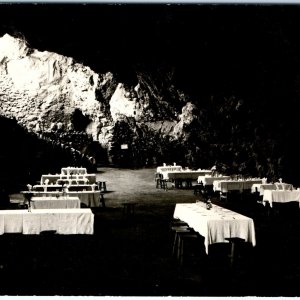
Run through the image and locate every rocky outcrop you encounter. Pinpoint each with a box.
[0,33,192,157]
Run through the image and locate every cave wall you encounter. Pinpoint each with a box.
[0,33,299,185]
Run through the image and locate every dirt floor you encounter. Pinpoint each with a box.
[3,167,300,296]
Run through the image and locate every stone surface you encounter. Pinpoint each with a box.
[0,34,191,158]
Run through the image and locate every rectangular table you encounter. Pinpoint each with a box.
[251,183,276,196]
[198,175,231,186]
[251,183,293,196]
[173,203,256,253]
[30,196,81,209]
[213,179,263,193]
[163,170,212,180]
[157,166,182,173]
[263,190,300,207]
[0,208,94,235]
[29,191,102,207]
[41,174,97,185]
[33,184,97,192]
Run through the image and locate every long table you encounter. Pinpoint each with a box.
[41,174,97,185]
[0,208,94,235]
[213,179,263,193]
[173,203,256,254]
[263,190,300,208]
[31,196,81,209]
[251,183,293,196]
[162,170,212,180]
[197,175,231,186]
[157,166,182,173]
[29,191,102,207]
[33,184,97,192]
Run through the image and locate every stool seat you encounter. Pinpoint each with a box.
[171,219,189,227]
[172,226,193,257]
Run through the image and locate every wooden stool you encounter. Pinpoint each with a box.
[99,193,105,207]
[177,231,199,266]
[225,237,245,268]
[160,179,168,190]
[100,181,107,192]
[155,173,162,188]
[171,226,191,257]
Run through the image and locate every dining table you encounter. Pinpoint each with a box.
[252,183,294,196]
[40,174,97,185]
[173,203,256,254]
[0,208,94,235]
[28,191,102,207]
[162,169,212,180]
[197,175,231,186]
[213,179,263,193]
[30,196,81,209]
[263,190,300,208]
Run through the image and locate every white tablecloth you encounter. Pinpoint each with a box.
[0,209,94,235]
[263,190,300,207]
[28,191,101,207]
[67,191,101,207]
[33,184,97,192]
[157,166,182,173]
[41,174,96,184]
[251,183,293,196]
[251,183,276,196]
[173,203,256,253]
[30,196,81,209]
[213,179,263,192]
[163,170,212,180]
[198,176,231,186]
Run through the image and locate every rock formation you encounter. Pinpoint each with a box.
[0,33,190,164]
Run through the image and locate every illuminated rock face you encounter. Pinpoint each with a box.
[0,34,191,154]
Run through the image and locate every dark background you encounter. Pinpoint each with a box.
[1,3,300,101]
